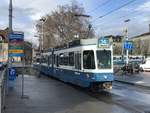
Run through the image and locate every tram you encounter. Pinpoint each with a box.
[34,37,114,90]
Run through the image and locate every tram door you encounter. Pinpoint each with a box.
[75,52,81,70]
[74,52,81,83]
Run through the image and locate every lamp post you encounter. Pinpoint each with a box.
[39,18,46,52]
[38,18,46,78]
[124,19,130,65]
[39,18,46,61]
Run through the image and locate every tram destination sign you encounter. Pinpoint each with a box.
[98,37,110,48]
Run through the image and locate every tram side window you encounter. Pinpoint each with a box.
[59,53,64,65]
[53,54,56,65]
[59,53,69,66]
[56,55,59,67]
[69,52,74,66]
[83,50,95,69]
[48,56,50,65]
[75,53,81,70]
[64,56,69,65]
[49,55,52,65]
[41,56,46,64]
[55,55,58,66]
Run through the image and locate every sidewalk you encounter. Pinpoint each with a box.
[4,74,74,113]
[115,71,150,89]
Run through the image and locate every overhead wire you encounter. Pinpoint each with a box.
[87,0,112,14]
[93,13,150,36]
[94,11,142,28]
[94,5,150,29]
[92,0,138,23]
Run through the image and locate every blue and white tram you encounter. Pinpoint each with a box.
[34,37,114,90]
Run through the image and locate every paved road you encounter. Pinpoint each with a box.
[4,74,150,113]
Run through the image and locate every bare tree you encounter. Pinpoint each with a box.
[133,39,142,55]
[113,44,122,55]
[36,1,95,49]
[141,40,149,57]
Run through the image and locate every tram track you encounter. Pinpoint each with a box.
[86,91,143,113]
[46,74,150,113]
[72,81,150,113]
[36,74,150,113]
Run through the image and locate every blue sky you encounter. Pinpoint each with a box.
[0,0,150,45]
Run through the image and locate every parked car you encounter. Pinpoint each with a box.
[140,58,150,71]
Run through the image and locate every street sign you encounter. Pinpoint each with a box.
[9,32,24,57]
[9,32,24,40]
[124,41,134,50]
[9,50,24,53]
[9,68,16,81]
[9,45,24,50]
[9,53,24,57]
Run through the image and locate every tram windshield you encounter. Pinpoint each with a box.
[83,50,95,69]
[97,50,111,69]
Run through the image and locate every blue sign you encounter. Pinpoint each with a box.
[9,68,17,81]
[98,37,110,48]
[9,53,24,57]
[98,37,109,45]
[124,41,134,50]
[9,32,24,40]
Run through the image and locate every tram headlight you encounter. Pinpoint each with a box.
[104,75,108,79]
[86,74,90,78]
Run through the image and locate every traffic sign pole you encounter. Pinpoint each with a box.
[126,46,129,64]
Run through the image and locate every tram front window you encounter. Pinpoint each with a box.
[97,50,111,69]
[83,50,95,69]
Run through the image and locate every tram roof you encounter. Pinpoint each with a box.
[54,38,98,50]
[44,38,111,52]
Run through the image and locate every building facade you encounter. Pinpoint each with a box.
[131,32,150,57]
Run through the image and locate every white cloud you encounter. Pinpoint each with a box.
[0,0,71,45]
[136,1,150,12]
[1,0,150,46]
[13,0,71,21]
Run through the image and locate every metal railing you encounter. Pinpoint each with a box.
[0,68,7,113]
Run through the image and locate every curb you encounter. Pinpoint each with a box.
[115,79,150,90]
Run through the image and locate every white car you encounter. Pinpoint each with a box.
[140,58,150,71]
